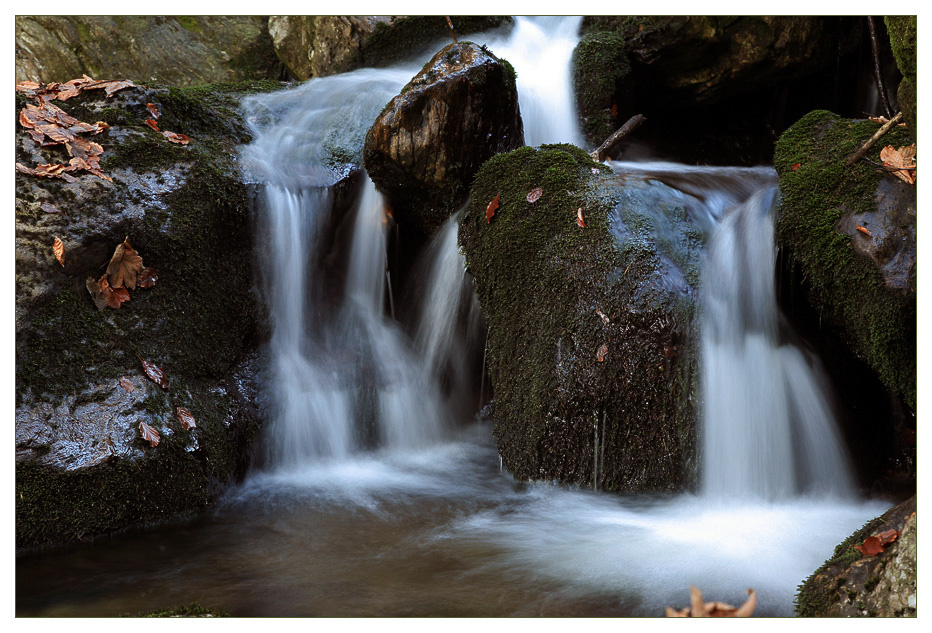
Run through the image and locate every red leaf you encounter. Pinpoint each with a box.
[145,118,160,132]
[792,163,801,171]
[119,377,135,392]
[856,225,873,238]
[486,194,500,223]
[139,421,160,447]
[138,355,169,390]
[526,187,543,203]
[162,130,190,145]
[576,207,586,228]
[176,407,197,430]
[146,103,160,119]
[597,344,608,362]
[854,529,899,556]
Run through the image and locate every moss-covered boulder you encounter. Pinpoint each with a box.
[15,16,284,87]
[459,145,703,490]
[15,79,279,549]
[572,31,630,148]
[795,496,916,616]
[774,110,916,410]
[885,16,917,133]
[364,41,523,242]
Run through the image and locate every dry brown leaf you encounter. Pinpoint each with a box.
[139,421,160,447]
[526,187,543,203]
[137,267,158,288]
[97,274,130,309]
[107,237,144,290]
[145,119,160,132]
[119,377,135,392]
[176,407,197,430]
[879,144,917,185]
[854,528,900,556]
[576,207,586,228]
[146,103,160,119]
[53,236,65,266]
[138,355,169,390]
[162,130,190,145]
[596,343,608,362]
[486,194,500,223]
[595,309,609,324]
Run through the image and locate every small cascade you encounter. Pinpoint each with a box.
[699,186,855,500]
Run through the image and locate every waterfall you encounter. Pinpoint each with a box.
[699,185,855,500]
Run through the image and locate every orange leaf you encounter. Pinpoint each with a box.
[576,207,586,228]
[856,225,873,238]
[486,194,500,223]
[138,355,169,390]
[176,407,197,430]
[854,529,898,556]
[139,421,160,447]
[53,236,65,266]
[119,377,135,392]
[162,130,190,145]
[597,344,608,362]
[107,236,144,290]
[146,103,160,119]
[792,163,801,171]
[526,187,543,203]
[145,119,160,132]
[879,144,916,185]
[137,267,158,288]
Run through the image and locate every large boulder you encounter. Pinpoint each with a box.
[796,496,916,616]
[459,145,707,490]
[885,16,917,133]
[364,41,523,241]
[14,78,278,549]
[15,16,284,87]
[774,110,916,412]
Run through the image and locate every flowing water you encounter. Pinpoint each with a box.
[16,17,891,618]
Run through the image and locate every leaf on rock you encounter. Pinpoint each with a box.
[145,118,160,132]
[595,309,609,324]
[879,144,917,185]
[854,528,900,556]
[176,407,197,430]
[119,376,135,393]
[137,267,158,288]
[163,130,190,145]
[597,343,608,362]
[53,236,65,266]
[576,207,586,228]
[856,225,873,238]
[146,103,160,119]
[792,163,801,171]
[526,187,543,203]
[107,236,144,290]
[486,194,500,223]
[139,421,160,447]
[138,355,169,390]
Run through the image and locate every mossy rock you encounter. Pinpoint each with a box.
[774,110,916,410]
[15,80,277,548]
[572,31,630,148]
[459,145,700,490]
[885,16,917,133]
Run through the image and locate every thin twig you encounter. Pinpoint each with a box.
[846,111,903,166]
[590,114,646,162]
[867,17,894,119]
[445,16,458,44]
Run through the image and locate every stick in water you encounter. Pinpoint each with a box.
[590,114,646,162]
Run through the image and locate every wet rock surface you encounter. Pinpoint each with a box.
[268,16,391,80]
[459,146,704,490]
[796,496,917,617]
[365,41,523,241]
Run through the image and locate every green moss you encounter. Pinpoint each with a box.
[884,16,916,79]
[572,31,630,147]
[774,110,915,409]
[460,145,698,490]
[174,16,201,34]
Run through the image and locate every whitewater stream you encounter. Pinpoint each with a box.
[16,17,891,617]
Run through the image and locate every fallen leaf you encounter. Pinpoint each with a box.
[597,343,608,362]
[146,103,160,119]
[486,194,500,223]
[162,130,190,145]
[879,144,916,185]
[137,267,158,288]
[854,529,900,556]
[138,355,169,390]
[86,277,108,311]
[145,118,160,132]
[107,236,144,290]
[856,225,873,238]
[576,207,586,227]
[119,377,135,392]
[53,237,65,266]
[139,421,160,447]
[176,407,197,430]
[792,163,801,171]
[526,187,543,203]
[869,115,907,127]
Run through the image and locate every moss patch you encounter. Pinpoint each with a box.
[774,110,915,409]
[572,31,630,148]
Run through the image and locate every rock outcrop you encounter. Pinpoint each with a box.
[459,145,709,490]
[15,79,276,549]
[796,496,917,617]
[364,41,523,241]
[15,16,284,87]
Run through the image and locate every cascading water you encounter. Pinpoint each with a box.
[17,17,894,619]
